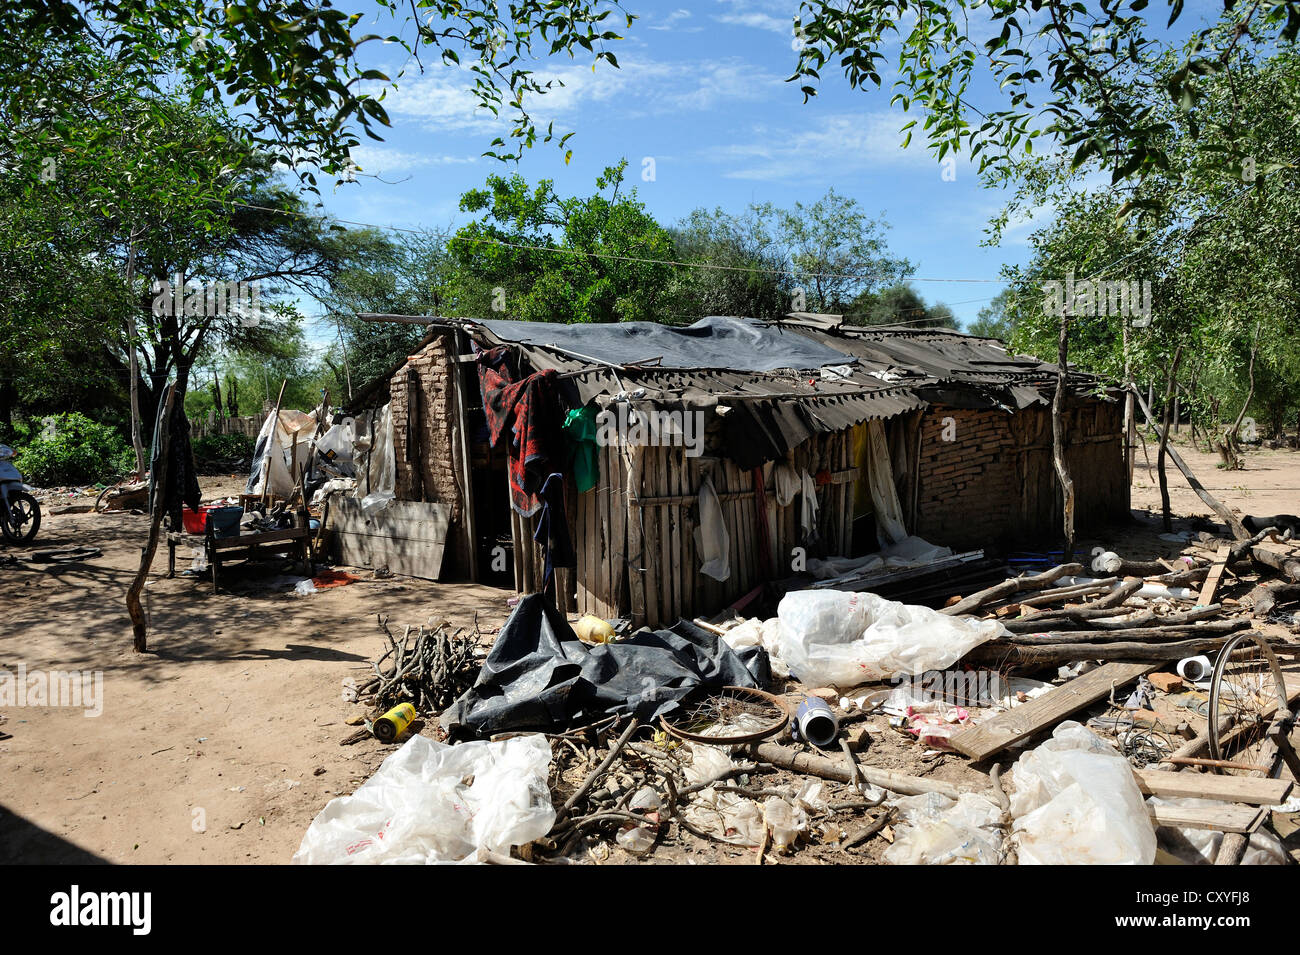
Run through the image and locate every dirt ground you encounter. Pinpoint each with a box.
[1,441,1298,865]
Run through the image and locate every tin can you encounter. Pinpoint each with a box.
[372,702,416,743]
[793,696,839,748]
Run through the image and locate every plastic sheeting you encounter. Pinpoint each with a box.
[884,791,1005,865]
[1010,721,1157,865]
[291,734,554,864]
[806,535,954,580]
[352,402,395,514]
[864,418,907,545]
[246,408,318,498]
[694,473,731,582]
[478,315,854,372]
[440,594,768,738]
[775,589,1004,687]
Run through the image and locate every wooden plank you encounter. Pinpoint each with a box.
[642,446,661,628]
[1149,802,1265,834]
[1197,541,1231,605]
[330,498,447,580]
[948,661,1157,760]
[624,444,647,628]
[667,450,682,626]
[682,455,695,620]
[609,439,627,617]
[657,446,672,625]
[598,441,613,619]
[1134,770,1293,806]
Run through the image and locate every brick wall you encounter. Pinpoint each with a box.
[388,332,467,570]
[913,406,1020,548]
[912,400,1126,549]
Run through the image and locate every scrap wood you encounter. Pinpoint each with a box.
[961,635,1239,668]
[947,661,1157,760]
[1196,541,1232,605]
[1002,603,1225,633]
[357,613,480,715]
[1085,576,1144,609]
[941,562,1083,617]
[1001,618,1250,644]
[1015,578,1118,608]
[1152,802,1265,834]
[1133,769,1292,806]
[750,741,967,799]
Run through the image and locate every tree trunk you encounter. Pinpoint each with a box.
[1052,314,1075,560]
[125,233,146,476]
[126,383,177,653]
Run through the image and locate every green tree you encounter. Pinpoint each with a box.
[790,1,1300,203]
[446,161,677,324]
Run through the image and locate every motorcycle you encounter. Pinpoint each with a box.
[0,444,41,544]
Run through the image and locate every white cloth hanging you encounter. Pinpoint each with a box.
[694,474,731,582]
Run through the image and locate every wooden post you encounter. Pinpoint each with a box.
[126,384,177,653]
[450,330,479,581]
[260,378,288,508]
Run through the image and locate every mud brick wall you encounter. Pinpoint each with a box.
[913,400,1127,549]
[388,331,469,573]
[914,407,1020,547]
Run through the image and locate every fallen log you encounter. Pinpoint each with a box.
[962,635,1237,668]
[1084,576,1144,609]
[1016,578,1118,608]
[750,742,966,799]
[1003,604,1225,634]
[1243,582,1300,616]
[941,563,1084,617]
[1003,618,1249,645]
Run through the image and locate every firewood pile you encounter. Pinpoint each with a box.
[355,613,482,715]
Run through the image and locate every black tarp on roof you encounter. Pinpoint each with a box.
[477,315,852,372]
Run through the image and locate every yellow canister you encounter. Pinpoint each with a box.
[372,702,416,743]
[574,614,615,643]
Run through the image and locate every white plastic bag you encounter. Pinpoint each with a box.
[1010,721,1156,865]
[776,590,1004,687]
[292,734,554,864]
[884,791,1005,865]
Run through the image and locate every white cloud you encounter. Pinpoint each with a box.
[714,11,790,34]
[382,56,783,132]
[647,9,700,32]
[710,112,959,181]
[346,145,479,175]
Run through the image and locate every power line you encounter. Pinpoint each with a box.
[229,199,1006,286]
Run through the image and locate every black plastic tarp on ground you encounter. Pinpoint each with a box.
[441,594,770,738]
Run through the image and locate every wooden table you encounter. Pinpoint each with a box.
[206,524,312,593]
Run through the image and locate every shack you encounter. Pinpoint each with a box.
[337,314,1128,628]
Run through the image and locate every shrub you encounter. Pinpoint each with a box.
[13,413,136,486]
[192,432,255,469]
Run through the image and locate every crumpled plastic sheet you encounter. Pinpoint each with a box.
[775,589,1005,688]
[441,594,769,738]
[678,744,822,849]
[292,734,554,864]
[1010,721,1157,865]
[884,791,1006,865]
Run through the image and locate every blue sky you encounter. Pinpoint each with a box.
[301,0,1220,339]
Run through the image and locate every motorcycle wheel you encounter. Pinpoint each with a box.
[2,490,41,544]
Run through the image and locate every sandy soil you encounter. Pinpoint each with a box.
[1,441,1297,865]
